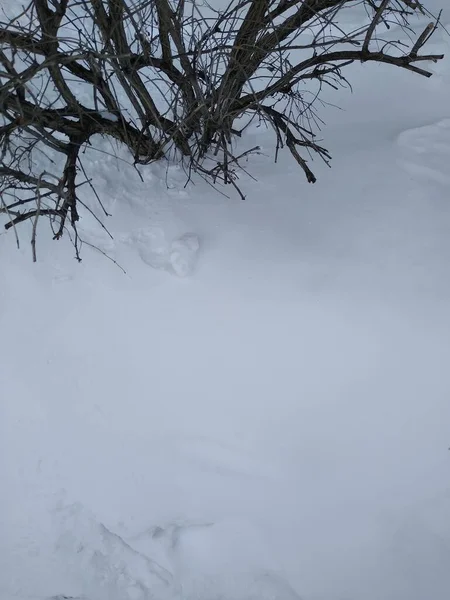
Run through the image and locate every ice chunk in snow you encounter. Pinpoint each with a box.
[169,233,200,277]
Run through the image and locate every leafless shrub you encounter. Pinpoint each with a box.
[0,0,445,259]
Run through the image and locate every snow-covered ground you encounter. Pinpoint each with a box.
[2,3,450,600]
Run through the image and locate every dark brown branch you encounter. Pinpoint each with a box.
[5,208,63,230]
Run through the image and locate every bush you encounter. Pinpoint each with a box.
[0,0,444,259]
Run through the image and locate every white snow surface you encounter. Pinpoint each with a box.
[2,4,450,600]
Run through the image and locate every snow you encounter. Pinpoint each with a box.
[99,111,119,123]
[2,4,450,600]
[169,234,200,277]
[124,229,200,276]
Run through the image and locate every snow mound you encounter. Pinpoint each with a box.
[123,228,200,276]
[169,233,200,277]
[167,518,302,600]
[51,508,301,600]
[128,227,170,270]
[396,118,450,185]
[54,502,174,600]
